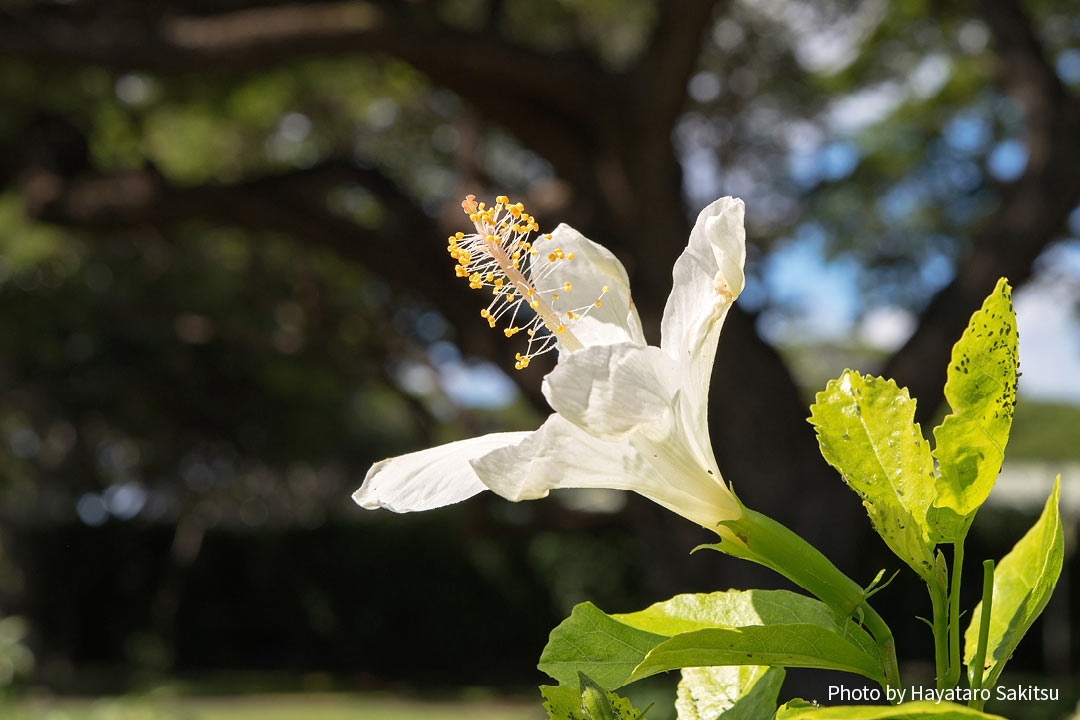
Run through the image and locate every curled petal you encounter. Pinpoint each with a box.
[660,197,746,401]
[353,432,531,512]
[541,342,680,443]
[532,224,646,350]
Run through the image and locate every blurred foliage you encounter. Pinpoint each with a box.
[1007,401,1080,461]
[0,0,1078,698]
[0,616,32,690]
[3,694,542,720]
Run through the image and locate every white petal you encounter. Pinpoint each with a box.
[541,342,679,443]
[531,224,646,349]
[471,414,651,500]
[353,431,532,512]
[660,197,747,399]
[472,414,740,528]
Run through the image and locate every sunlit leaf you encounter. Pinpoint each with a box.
[776,699,1005,719]
[963,477,1063,689]
[676,665,785,720]
[538,590,884,688]
[541,674,647,720]
[809,371,937,581]
[932,278,1018,531]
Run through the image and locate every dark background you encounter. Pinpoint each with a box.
[1,0,1079,714]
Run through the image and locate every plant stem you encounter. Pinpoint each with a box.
[969,559,995,709]
[930,581,949,690]
[715,509,903,694]
[860,605,902,703]
[945,533,968,688]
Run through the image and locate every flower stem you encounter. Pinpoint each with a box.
[969,559,995,709]
[715,509,902,694]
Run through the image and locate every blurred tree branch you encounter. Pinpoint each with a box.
[14,155,551,407]
[884,0,1080,425]
[4,0,1079,578]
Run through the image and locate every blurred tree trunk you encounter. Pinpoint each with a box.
[2,0,1078,595]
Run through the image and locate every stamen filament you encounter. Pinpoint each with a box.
[484,236,584,353]
[448,195,607,369]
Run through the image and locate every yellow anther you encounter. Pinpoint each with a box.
[454,193,587,364]
[595,299,603,308]
[602,285,610,293]
[567,252,575,260]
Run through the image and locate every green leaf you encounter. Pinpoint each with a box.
[809,370,937,581]
[776,699,1005,719]
[626,624,882,685]
[932,278,1018,527]
[963,476,1063,689]
[538,590,884,689]
[541,675,648,720]
[539,602,667,688]
[676,666,785,720]
[580,672,618,720]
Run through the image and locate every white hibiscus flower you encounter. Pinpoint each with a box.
[355,194,745,532]
[353,194,900,689]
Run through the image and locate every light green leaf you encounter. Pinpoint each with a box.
[541,677,648,720]
[964,476,1063,689]
[809,371,937,582]
[580,672,618,720]
[676,666,784,720]
[538,590,884,689]
[776,699,1005,719]
[932,278,1018,526]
